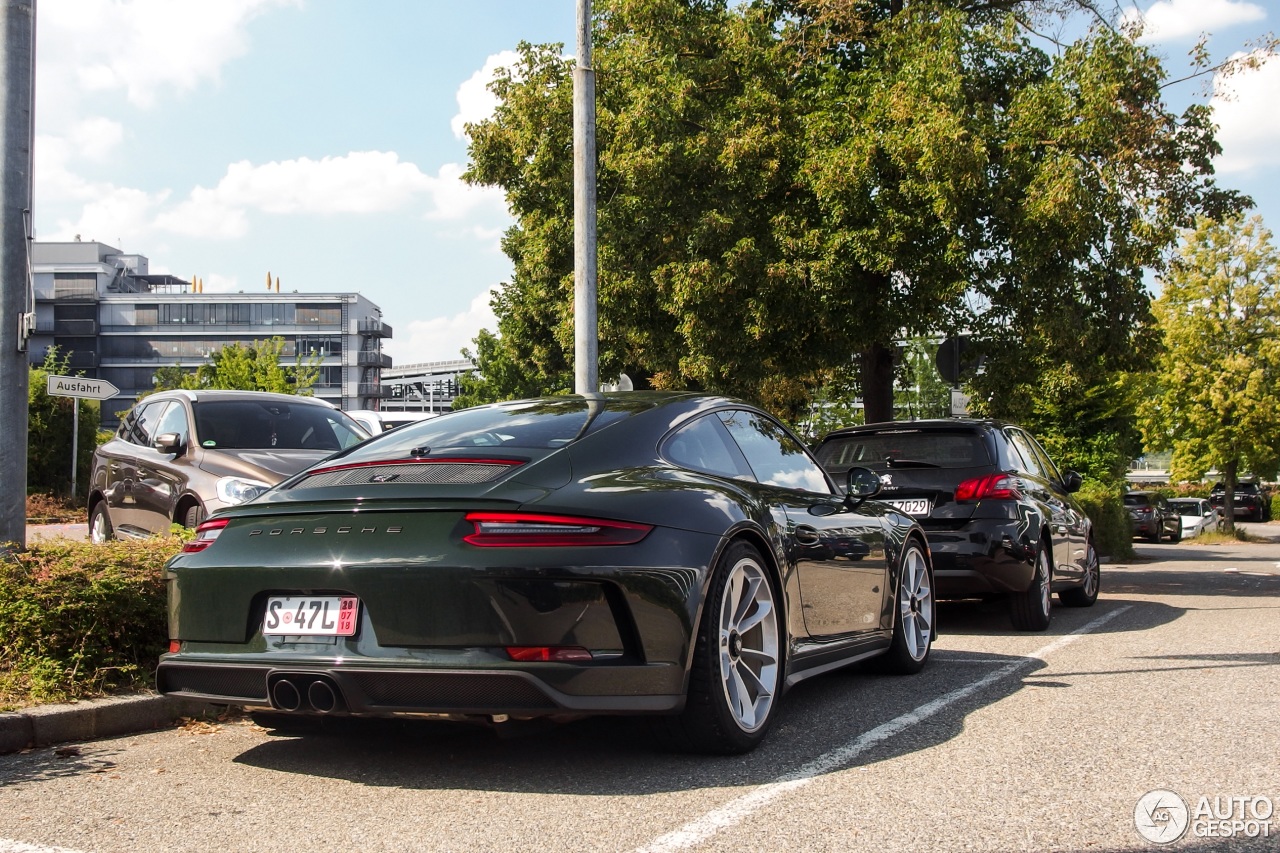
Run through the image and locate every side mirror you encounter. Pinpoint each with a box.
[1063,470,1083,493]
[846,466,881,499]
[154,432,184,455]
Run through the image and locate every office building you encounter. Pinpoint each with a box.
[30,241,391,426]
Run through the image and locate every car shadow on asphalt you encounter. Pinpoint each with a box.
[205,600,1190,795]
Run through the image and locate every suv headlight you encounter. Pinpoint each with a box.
[216,476,272,505]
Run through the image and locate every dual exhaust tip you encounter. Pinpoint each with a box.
[269,674,344,714]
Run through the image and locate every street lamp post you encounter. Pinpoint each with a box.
[573,0,598,394]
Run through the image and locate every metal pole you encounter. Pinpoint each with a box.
[0,0,35,552]
[573,0,598,394]
[71,402,78,500]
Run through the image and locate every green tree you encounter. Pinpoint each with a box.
[1138,214,1280,531]
[190,338,321,395]
[895,338,951,421]
[28,348,101,500]
[464,0,1239,430]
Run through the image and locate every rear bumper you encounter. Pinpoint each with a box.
[156,654,685,717]
[921,519,1037,596]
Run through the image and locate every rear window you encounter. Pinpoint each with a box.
[1167,500,1197,513]
[1123,494,1152,507]
[816,430,991,470]
[337,397,640,462]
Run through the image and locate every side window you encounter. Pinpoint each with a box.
[718,409,833,494]
[1005,430,1048,480]
[128,402,169,447]
[152,402,190,448]
[325,413,367,450]
[663,414,753,480]
[1022,431,1064,484]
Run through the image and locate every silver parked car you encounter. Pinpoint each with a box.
[88,390,368,542]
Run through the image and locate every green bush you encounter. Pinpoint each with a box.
[1076,481,1135,562]
[0,537,183,709]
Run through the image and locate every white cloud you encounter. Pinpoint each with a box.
[48,185,171,245]
[153,152,508,239]
[198,273,242,294]
[386,287,498,365]
[1211,52,1280,174]
[423,161,509,222]
[1123,0,1267,42]
[451,50,520,139]
[68,118,124,162]
[39,0,298,110]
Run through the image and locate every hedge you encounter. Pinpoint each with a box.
[0,537,183,709]
[1077,481,1136,562]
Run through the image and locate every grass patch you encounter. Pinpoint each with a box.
[25,492,86,524]
[1184,527,1272,545]
[0,536,184,711]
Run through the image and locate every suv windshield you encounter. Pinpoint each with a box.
[194,401,366,451]
[816,430,990,471]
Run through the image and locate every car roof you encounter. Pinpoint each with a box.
[822,418,1007,437]
[147,389,336,408]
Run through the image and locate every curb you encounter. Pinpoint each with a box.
[0,694,220,754]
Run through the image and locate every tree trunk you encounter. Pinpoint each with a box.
[860,343,896,425]
[1223,459,1237,535]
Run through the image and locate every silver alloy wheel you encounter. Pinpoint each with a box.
[1080,543,1099,599]
[1037,546,1052,616]
[717,555,779,733]
[899,544,933,661]
[90,509,109,544]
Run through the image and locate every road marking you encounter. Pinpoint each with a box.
[635,605,1133,853]
[0,842,91,853]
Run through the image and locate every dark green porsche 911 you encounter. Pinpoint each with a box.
[157,392,934,753]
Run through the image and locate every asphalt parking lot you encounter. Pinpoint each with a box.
[2,524,1277,852]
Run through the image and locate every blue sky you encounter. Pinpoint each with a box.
[32,0,1280,366]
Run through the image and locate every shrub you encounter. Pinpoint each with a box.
[0,536,183,709]
[1076,480,1135,561]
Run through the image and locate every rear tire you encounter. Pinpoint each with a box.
[1059,537,1100,608]
[1009,542,1052,631]
[870,539,933,674]
[89,504,114,544]
[650,541,781,754]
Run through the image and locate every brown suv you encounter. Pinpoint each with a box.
[88,390,369,542]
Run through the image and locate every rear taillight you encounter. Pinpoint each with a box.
[182,518,229,553]
[955,473,1022,502]
[463,512,652,547]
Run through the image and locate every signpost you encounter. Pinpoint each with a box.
[45,374,119,500]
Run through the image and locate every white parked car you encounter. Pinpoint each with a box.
[1167,498,1222,538]
[344,409,439,435]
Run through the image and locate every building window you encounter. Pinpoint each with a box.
[53,274,97,299]
[297,304,341,325]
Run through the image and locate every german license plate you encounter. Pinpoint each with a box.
[887,498,932,517]
[264,596,359,636]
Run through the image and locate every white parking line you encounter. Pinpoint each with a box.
[0,842,91,853]
[636,605,1133,853]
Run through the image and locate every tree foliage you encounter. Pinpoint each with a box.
[144,337,321,397]
[1138,214,1280,528]
[463,0,1244,440]
[27,348,101,500]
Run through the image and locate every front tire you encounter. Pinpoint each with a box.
[1059,537,1100,608]
[89,504,114,544]
[1168,522,1181,543]
[1010,542,1052,631]
[183,503,205,530]
[652,540,781,754]
[871,538,934,674]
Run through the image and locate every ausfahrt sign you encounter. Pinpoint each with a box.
[46,374,119,401]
